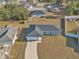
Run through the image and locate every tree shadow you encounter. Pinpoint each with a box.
[42,15,59,19]
[17,25,34,42]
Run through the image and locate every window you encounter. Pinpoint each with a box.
[43,31,52,35]
[43,32,46,33]
[50,32,52,34]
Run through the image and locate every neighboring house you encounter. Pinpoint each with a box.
[44,3,64,13]
[0,0,27,6]
[19,0,28,5]
[0,26,17,58]
[0,0,6,6]
[45,4,60,12]
[30,10,46,18]
[26,25,61,41]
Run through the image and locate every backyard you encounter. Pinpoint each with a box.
[28,17,61,29]
[37,35,79,59]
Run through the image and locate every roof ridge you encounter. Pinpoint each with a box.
[27,29,42,37]
[0,28,8,38]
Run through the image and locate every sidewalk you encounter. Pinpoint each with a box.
[25,41,38,59]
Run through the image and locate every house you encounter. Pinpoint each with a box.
[44,3,65,13]
[0,26,17,58]
[26,25,61,41]
[30,10,46,18]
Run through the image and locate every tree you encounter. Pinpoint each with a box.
[55,0,62,5]
[0,4,29,21]
[66,0,79,15]
[48,0,56,3]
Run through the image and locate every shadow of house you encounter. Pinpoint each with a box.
[17,26,35,42]
[42,15,58,19]
[66,37,79,53]
[74,44,79,53]
[66,38,78,48]
[60,18,65,35]
[17,28,27,42]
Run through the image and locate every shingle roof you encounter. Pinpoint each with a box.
[0,26,17,45]
[27,25,61,37]
[27,30,41,37]
[0,27,8,37]
[36,25,60,31]
[6,27,17,40]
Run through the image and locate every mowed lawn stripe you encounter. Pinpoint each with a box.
[9,42,26,59]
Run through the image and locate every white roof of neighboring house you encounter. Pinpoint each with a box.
[0,26,17,45]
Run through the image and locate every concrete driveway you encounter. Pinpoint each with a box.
[25,41,38,59]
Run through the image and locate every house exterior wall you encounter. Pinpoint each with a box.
[61,18,66,35]
[26,37,41,41]
[43,31,61,35]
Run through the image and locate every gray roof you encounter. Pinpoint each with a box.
[0,26,17,45]
[27,30,41,37]
[27,25,61,37]
[36,25,60,31]
[0,27,8,37]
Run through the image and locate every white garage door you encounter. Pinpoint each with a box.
[26,37,41,41]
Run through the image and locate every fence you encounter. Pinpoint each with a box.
[65,33,79,38]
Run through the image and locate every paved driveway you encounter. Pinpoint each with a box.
[25,41,38,59]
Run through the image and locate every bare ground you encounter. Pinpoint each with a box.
[28,18,61,29]
[37,35,79,59]
[9,42,27,59]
